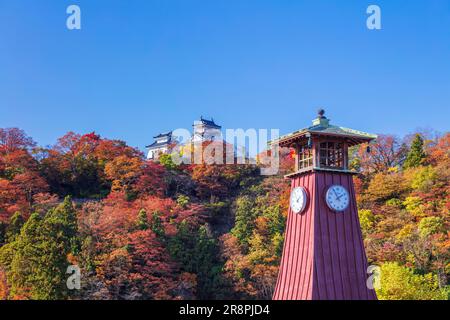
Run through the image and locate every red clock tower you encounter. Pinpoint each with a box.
[273,110,377,300]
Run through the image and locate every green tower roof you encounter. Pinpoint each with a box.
[272,109,377,147]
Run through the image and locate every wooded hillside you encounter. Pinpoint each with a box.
[0,128,448,300]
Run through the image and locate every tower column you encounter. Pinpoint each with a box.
[272,110,377,300]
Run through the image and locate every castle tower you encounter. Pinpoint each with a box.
[192,117,222,143]
[272,110,378,300]
[146,131,173,160]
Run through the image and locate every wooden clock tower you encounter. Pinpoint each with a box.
[272,110,378,300]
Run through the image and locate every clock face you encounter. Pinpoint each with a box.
[290,187,308,214]
[325,185,350,212]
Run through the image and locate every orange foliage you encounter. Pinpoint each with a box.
[428,133,450,165]
[0,268,8,300]
[104,155,142,191]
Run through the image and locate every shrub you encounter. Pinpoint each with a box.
[377,262,448,300]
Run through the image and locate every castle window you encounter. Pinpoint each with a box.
[319,142,344,169]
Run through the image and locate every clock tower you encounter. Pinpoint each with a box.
[272,110,378,300]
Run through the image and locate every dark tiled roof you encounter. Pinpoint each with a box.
[197,117,221,129]
[153,131,172,139]
[146,141,171,149]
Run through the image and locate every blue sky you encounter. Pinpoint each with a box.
[1,0,449,151]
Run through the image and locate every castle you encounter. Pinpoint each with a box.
[146,117,222,160]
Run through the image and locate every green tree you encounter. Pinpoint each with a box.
[150,211,165,238]
[168,221,227,299]
[0,222,5,245]
[136,209,149,230]
[249,203,285,262]
[176,194,190,209]
[231,196,257,248]
[404,134,426,169]
[159,154,179,170]
[0,197,79,299]
[193,226,223,299]
[5,212,25,243]
[168,220,192,266]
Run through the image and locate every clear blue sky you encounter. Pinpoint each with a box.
[1,0,449,151]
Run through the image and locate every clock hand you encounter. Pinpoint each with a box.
[333,189,339,198]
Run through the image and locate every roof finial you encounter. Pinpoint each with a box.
[312,108,330,127]
[318,108,326,119]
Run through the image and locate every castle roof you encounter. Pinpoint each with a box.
[146,140,171,149]
[146,131,172,149]
[153,131,172,139]
[195,117,221,129]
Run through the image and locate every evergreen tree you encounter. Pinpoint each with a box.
[231,196,257,248]
[168,220,193,267]
[404,134,426,169]
[137,209,149,230]
[0,222,5,246]
[168,221,226,299]
[193,225,226,299]
[2,197,79,299]
[7,212,44,298]
[150,211,164,238]
[5,212,25,243]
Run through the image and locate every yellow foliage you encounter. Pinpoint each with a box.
[366,172,407,202]
[358,209,376,235]
[247,233,270,264]
[403,196,426,218]
[404,166,438,192]
[388,166,399,173]
[104,155,142,191]
[377,262,448,300]
[395,224,415,243]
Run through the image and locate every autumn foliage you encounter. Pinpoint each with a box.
[0,127,448,300]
